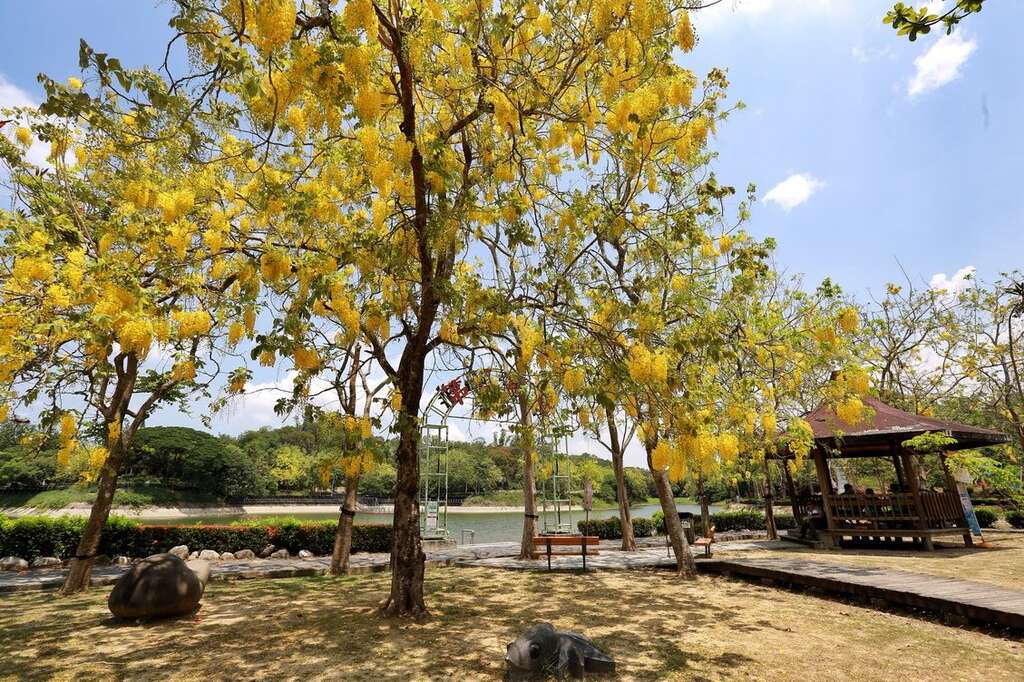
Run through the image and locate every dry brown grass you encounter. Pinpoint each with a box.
[718,532,1024,590]
[1,567,1022,681]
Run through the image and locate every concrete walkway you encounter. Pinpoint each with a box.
[0,542,523,593]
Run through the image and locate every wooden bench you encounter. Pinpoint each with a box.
[694,526,716,557]
[532,535,600,570]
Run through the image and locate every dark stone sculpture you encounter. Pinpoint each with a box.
[108,553,209,620]
[505,623,615,679]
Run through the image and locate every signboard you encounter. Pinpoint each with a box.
[425,501,439,531]
[582,481,593,512]
[957,483,984,537]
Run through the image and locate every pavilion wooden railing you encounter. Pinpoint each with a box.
[824,491,966,530]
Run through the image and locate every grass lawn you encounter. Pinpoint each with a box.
[716,532,1024,591]
[0,485,220,510]
[1,568,1022,681]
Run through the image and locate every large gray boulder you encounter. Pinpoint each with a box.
[234,549,256,560]
[198,549,220,561]
[298,550,314,559]
[108,553,210,620]
[31,556,62,568]
[258,544,276,558]
[220,552,235,561]
[0,556,28,571]
[168,545,189,560]
[269,549,289,559]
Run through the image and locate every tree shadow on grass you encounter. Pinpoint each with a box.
[1,566,1020,681]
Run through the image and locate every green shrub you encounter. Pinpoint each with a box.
[773,513,797,530]
[0,515,392,561]
[972,506,1000,528]
[577,516,656,539]
[1006,509,1024,529]
[651,509,794,534]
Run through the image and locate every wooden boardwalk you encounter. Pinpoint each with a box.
[701,557,1024,630]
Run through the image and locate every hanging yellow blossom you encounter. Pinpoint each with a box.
[171,360,197,382]
[294,347,321,371]
[253,0,296,54]
[838,307,860,334]
[836,396,866,425]
[228,321,246,346]
[15,127,32,147]
[173,310,213,338]
[676,12,695,53]
[562,367,586,394]
[117,319,153,357]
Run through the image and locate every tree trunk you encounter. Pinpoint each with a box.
[518,392,538,559]
[652,466,696,578]
[330,475,360,575]
[383,352,429,618]
[61,443,125,594]
[606,405,636,551]
[763,459,778,541]
[697,476,711,538]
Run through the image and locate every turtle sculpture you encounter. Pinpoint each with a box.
[505,623,615,679]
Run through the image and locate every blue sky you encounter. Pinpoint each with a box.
[2,1,1021,461]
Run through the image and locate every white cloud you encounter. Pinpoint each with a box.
[851,45,895,63]
[929,265,975,296]
[907,32,977,96]
[763,173,825,211]
[0,73,50,168]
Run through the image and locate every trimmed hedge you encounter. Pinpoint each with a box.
[1006,510,1024,529]
[0,515,392,562]
[973,506,1000,529]
[652,509,797,534]
[577,516,657,540]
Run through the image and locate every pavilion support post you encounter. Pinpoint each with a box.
[783,459,802,523]
[900,447,934,551]
[892,455,906,490]
[941,452,973,547]
[811,448,836,548]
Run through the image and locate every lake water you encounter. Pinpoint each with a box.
[143,502,721,545]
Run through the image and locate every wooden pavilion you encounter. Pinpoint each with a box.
[774,395,1008,550]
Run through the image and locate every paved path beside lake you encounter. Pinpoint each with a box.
[0,542,523,593]
[0,536,771,593]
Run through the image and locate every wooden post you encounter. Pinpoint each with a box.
[763,458,778,540]
[892,455,905,489]
[900,447,934,551]
[941,452,974,547]
[783,459,802,523]
[812,448,837,548]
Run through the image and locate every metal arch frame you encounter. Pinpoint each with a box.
[538,427,576,535]
[419,378,471,540]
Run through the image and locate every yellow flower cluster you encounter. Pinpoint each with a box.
[260,250,292,283]
[171,360,197,382]
[294,347,321,371]
[439,319,460,343]
[354,88,383,122]
[15,127,32,147]
[838,307,860,333]
[512,317,542,370]
[117,319,154,357]
[836,395,865,426]
[676,12,695,53]
[626,344,668,386]
[173,310,213,338]
[343,0,377,33]
[562,367,586,394]
[157,189,195,223]
[253,0,296,54]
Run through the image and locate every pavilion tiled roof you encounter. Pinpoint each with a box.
[806,395,1009,452]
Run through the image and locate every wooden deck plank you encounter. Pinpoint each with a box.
[698,557,1024,628]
